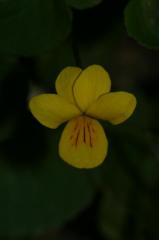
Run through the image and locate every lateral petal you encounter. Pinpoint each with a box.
[59,116,108,169]
[29,94,81,129]
[73,65,111,112]
[87,91,137,125]
[55,66,82,104]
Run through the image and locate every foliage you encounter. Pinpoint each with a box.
[125,0,159,49]
[0,0,71,55]
[0,0,159,239]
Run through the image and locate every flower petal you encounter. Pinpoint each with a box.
[29,94,81,129]
[87,91,137,125]
[59,116,108,169]
[73,65,111,112]
[55,66,82,104]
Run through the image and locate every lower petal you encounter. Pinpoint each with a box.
[59,116,108,169]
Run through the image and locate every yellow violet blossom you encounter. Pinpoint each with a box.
[29,65,136,169]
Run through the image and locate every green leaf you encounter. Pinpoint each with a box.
[125,0,159,49]
[66,0,102,9]
[99,191,128,240]
[98,144,134,240]
[0,122,94,237]
[99,129,159,240]
[0,0,71,55]
[122,133,159,187]
[134,191,159,239]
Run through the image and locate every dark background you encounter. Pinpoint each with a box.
[0,0,159,239]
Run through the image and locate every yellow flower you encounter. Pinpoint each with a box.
[29,65,136,169]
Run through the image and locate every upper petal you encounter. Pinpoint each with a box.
[29,94,81,129]
[55,66,82,104]
[59,116,108,169]
[73,65,111,112]
[86,92,137,125]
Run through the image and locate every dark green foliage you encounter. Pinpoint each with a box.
[0,0,159,239]
[0,126,94,236]
[0,0,71,55]
[125,0,159,49]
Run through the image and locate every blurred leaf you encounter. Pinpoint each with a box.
[0,0,71,55]
[125,0,159,49]
[100,174,159,240]
[122,132,159,188]
[99,191,128,240]
[0,119,94,236]
[66,0,102,9]
[134,191,159,239]
[99,130,159,240]
[98,141,134,240]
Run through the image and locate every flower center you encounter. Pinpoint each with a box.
[70,116,96,148]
